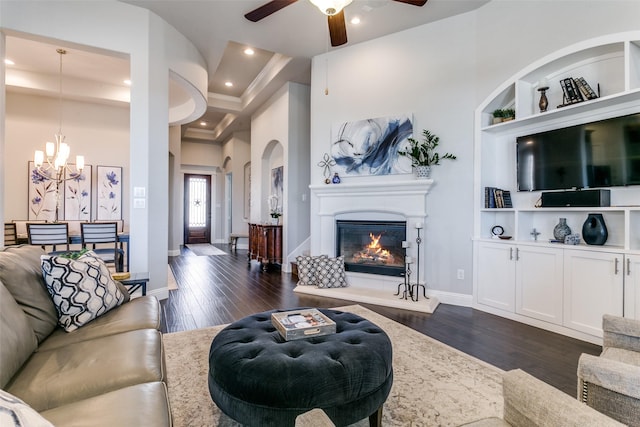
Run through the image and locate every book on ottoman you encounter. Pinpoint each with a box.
[271,309,336,341]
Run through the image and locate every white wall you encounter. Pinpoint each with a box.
[4,92,130,221]
[251,82,311,269]
[1,0,207,298]
[310,0,640,299]
[222,131,251,243]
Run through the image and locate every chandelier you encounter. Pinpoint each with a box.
[33,48,84,222]
[309,0,352,15]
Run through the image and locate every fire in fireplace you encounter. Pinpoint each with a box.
[336,220,406,277]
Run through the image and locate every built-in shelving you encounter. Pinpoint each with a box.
[473,32,640,344]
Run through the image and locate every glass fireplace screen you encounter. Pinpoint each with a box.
[336,220,406,277]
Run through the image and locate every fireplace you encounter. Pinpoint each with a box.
[336,220,406,277]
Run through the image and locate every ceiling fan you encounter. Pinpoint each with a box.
[245,0,428,47]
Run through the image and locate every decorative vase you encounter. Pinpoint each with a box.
[582,213,608,245]
[415,165,431,179]
[553,218,571,241]
[332,173,341,184]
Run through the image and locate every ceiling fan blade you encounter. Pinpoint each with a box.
[328,10,347,47]
[393,0,428,6]
[244,0,298,22]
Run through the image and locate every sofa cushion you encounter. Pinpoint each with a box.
[0,245,58,343]
[315,256,347,288]
[0,389,54,427]
[40,382,171,427]
[6,329,165,411]
[38,296,161,352]
[0,281,38,388]
[41,252,127,332]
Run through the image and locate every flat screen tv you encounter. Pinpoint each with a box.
[516,113,640,191]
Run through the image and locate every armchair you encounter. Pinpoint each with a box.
[578,314,640,426]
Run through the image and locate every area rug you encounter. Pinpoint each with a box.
[164,304,504,426]
[186,244,227,256]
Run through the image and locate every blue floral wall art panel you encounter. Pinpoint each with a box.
[64,164,92,221]
[97,165,122,220]
[28,161,58,221]
[330,114,414,176]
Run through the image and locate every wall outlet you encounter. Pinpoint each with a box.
[457,269,464,280]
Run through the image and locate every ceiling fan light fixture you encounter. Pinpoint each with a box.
[309,0,352,16]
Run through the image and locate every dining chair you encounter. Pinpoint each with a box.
[27,222,70,254]
[80,222,124,272]
[4,223,18,246]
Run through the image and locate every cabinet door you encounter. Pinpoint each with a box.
[564,249,624,337]
[624,255,640,320]
[516,246,564,325]
[477,242,516,312]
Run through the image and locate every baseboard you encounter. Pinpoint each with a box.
[168,249,180,256]
[147,287,169,301]
[430,290,473,307]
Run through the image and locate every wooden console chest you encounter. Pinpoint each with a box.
[248,223,282,270]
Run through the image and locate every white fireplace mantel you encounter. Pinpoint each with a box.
[302,178,440,314]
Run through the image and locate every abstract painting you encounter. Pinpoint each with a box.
[244,162,251,219]
[330,114,413,176]
[270,166,283,213]
[97,165,122,220]
[28,161,58,221]
[64,164,92,221]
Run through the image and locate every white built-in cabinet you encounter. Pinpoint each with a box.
[473,32,640,345]
[563,249,624,337]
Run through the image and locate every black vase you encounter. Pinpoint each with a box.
[582,213,608,245]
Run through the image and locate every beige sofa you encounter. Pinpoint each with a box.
[0,245,171,426]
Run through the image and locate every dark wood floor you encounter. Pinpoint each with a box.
[163,244,601,396]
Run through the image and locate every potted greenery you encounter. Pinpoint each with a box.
[492,109,504,124]
[399,129,457,179]
[502,108,516,121]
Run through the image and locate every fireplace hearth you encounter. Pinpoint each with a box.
[336,220,406,277]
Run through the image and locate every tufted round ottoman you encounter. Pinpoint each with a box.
[208,308,393,427]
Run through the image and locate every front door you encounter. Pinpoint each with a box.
[184,174,211,244]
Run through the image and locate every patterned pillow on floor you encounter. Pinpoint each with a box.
[41,251,127,332]
[296,255,327,286]
[315,256,347,288]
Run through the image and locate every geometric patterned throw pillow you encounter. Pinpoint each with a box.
[315,256,348,288]
[40,251,127,332]
[0,389,54,427]
[295,255,328,286]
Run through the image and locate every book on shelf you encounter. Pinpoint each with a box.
[560,78,583,104]
[484,187,512,208]
[576,77,598,100]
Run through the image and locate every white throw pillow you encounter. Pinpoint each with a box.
[41,251,127,332]
[0,389,54,427]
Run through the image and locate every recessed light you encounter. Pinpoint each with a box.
[225,81,233,87]
[124,79,132,86]
[244,48,255,56]
[351,17,361,25]
[200,121,207,126]
[4,59,15,65]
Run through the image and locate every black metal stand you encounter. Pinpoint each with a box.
[411,227,427,302]
[396,258,413,300]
